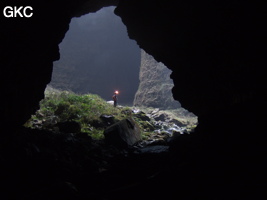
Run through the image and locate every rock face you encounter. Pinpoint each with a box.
[134,50,181,109]
[115,1,267,117]
[104,117,141,148]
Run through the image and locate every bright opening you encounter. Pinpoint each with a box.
[25,6,197,140]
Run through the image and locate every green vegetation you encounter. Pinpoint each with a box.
[25,88,133,139]
[25,87,198,141]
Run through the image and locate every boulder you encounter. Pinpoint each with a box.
[169,118,187,127]
[104,118,141,148]
[154,113,166,121]
[133,111,150,121]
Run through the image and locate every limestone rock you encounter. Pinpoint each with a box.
[133,50,181,109]
[104,118,141,148]
[133,111,150,121]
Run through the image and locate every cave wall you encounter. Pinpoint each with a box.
[114,2,267,197]
[115,0,266,116]
[134,49,181,109]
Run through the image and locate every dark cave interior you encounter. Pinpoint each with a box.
[0,0,266,199]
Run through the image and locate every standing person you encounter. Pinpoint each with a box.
[112,90,119,107]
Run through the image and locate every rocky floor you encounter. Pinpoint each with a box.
[7,105,197,198]
[0,126,184,200]
[1,117,266,200]
[2,105,265,200]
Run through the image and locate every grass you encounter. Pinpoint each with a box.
[25,86,198,140]
[25,87,133,139]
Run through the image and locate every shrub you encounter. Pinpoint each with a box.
[25,89,133,139]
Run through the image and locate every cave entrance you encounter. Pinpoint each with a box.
[49,6,140,106]
[29,6,197,135]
